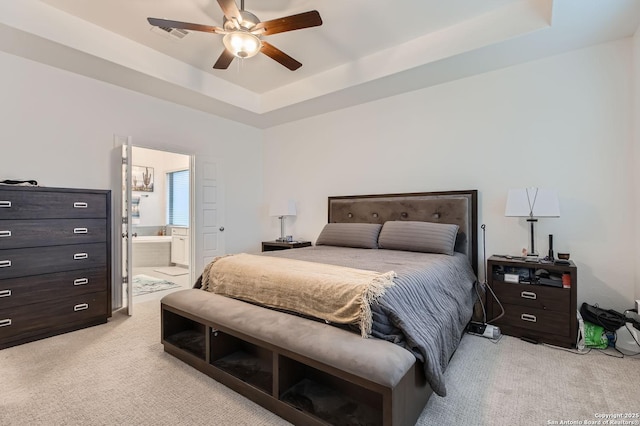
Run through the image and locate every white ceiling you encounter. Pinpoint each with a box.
[0,0,639,128]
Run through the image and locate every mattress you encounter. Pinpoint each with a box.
[263,245,477,396]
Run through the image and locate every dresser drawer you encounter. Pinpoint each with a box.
[0,267,107,309]
[494,303,571,338]
[0,190,107,220]
[0,219,107,249]
[0,243,107,279]
[491,281,570,312]
[0,291,108,340]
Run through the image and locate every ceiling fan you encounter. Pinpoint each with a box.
[147,0,322,71]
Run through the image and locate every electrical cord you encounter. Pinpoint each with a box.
[543,343,592,355]
[474,280,487,323]
[478,224,505,324]
[485,281,505,323]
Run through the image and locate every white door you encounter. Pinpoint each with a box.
[111,135,133,315]
[192,156,225,277]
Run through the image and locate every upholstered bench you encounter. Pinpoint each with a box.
[161,289,432,426]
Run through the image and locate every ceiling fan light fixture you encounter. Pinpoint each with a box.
[223,31,261,58]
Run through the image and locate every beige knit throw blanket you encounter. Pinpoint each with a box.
[201,253,396,337]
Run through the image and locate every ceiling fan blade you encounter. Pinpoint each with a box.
[213,49,235,69]
[260,41,302,71]
[147,17,224,34]
[252,10,322,36]
[217,0,242,20]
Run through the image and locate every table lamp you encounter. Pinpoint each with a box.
[269,199,297,242]
[505,188,560,257]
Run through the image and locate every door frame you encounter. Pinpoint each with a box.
[112,139,197,312]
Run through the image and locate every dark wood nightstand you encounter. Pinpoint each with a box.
[261,241,312,252]
[486,255,577,348]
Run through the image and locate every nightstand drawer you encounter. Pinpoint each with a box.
[491,281,570,312]
[496,303,571,337]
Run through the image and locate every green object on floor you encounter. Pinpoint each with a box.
[583,321,608,349]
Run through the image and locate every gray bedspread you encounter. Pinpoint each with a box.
[264,245,477,397]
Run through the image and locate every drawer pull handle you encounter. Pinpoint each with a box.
[0,201,11,208]
[521,314,537,323]
[0,289,11,298]
[0,260,11,268]
[73,202,88,208]
[73,253,88,260]
[521,291,537,300]
[73,228,88,234]
[74,303,89,312]
[0,230,11,238]
[74,278,89,286]
[0,319,11,327]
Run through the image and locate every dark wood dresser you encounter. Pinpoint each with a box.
[0,186,111,349]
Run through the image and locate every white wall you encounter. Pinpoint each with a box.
[0,50,263,256]
[263,39,635,311]
[131,147,189,228]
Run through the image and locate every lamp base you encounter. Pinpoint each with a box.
[275,237,287,242]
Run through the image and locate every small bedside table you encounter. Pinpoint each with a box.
[486,255,577,348]
[261,241,312,252]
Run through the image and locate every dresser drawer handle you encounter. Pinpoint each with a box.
[73,228,88,234]
[74,278,89,286]
[521,291,537,300]
[0,201,11,208]
[74,303,89,312]
[0,319,11,327]
[0,260,11,268]
[73,202,88,209]
[73,253,88,260]
[0,230,11,238]
[0,289,11,298]
[521,314,537,323]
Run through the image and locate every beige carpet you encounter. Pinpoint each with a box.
[1,299,638,426]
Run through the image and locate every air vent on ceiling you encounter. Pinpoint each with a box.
[150,25,189,40]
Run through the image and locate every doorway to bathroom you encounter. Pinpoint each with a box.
[113,136,225,314]
[129,146,192,305]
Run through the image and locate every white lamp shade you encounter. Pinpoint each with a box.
[505,188,560,218]
[223,32,261,59]
[269,199,297,217]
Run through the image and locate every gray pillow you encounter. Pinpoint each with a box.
[315,223,383,249]
[378,221,459,255]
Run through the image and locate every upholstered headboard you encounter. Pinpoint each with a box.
[328,190,478,274]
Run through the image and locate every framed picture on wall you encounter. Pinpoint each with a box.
[132,165,154,192]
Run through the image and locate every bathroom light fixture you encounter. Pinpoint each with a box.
[505,188,560,256]
[269,200,296,242]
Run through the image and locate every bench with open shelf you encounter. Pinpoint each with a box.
[160,290,431,426]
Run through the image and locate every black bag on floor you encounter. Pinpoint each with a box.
[580,302,626,332]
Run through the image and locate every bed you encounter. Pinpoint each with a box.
[161,190,478,426]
